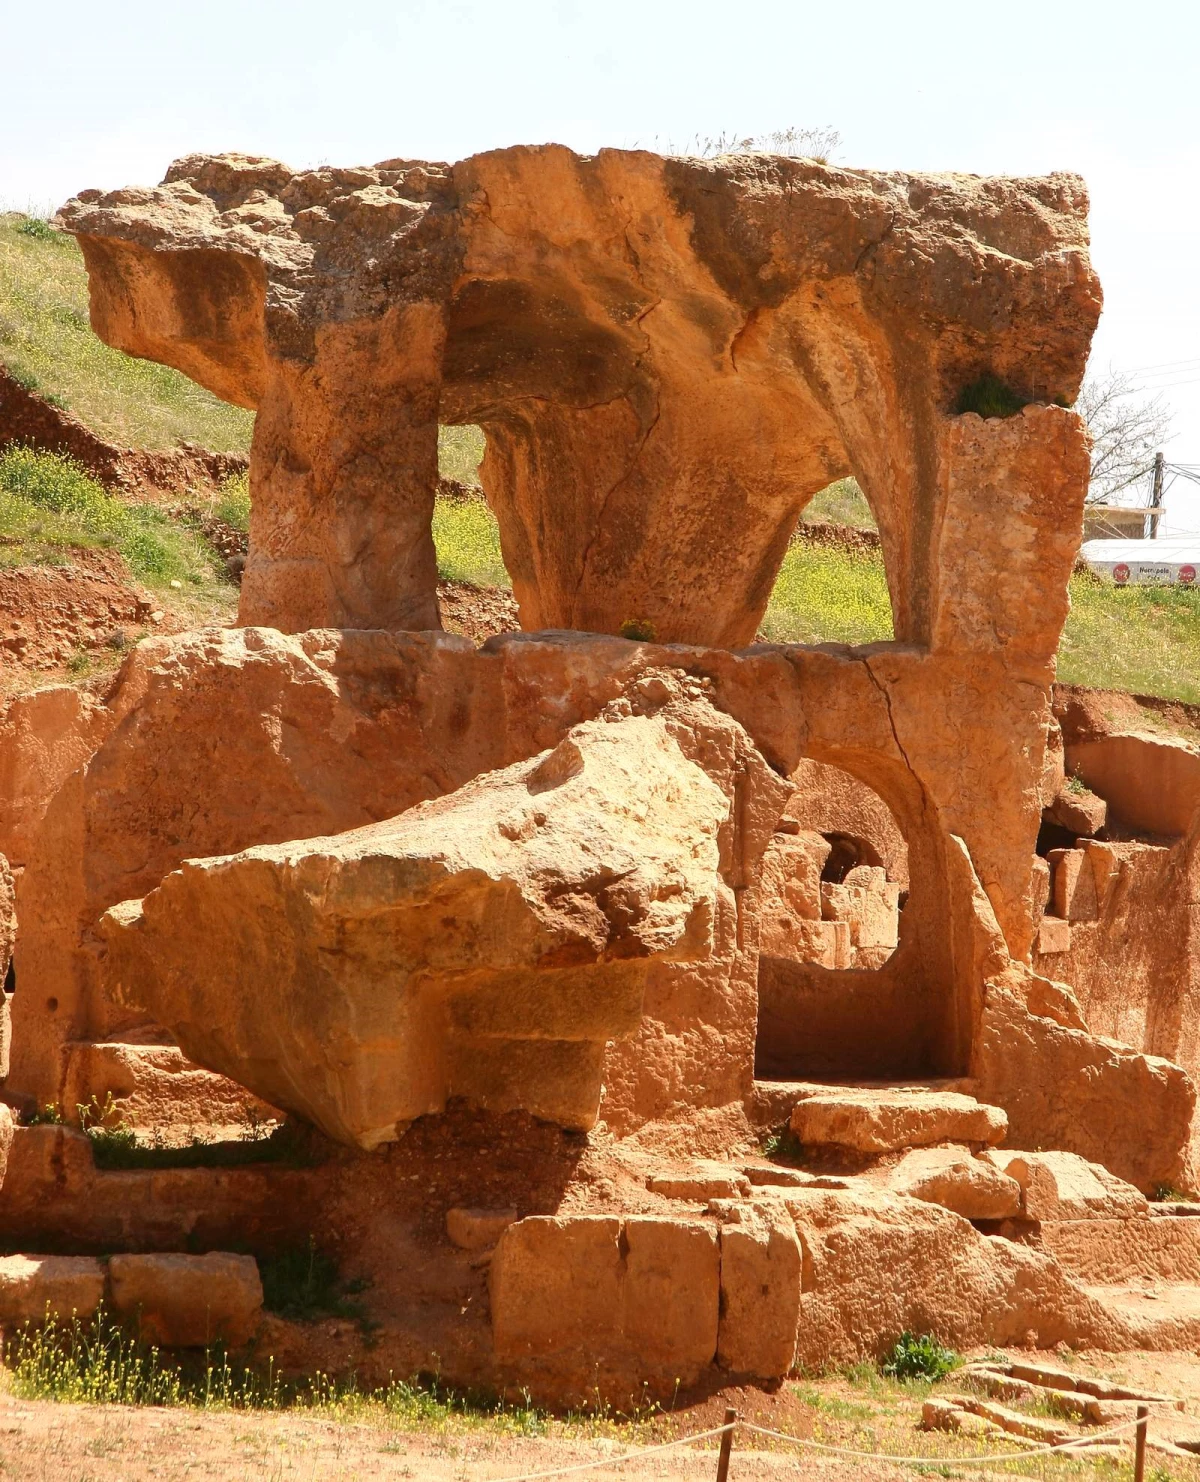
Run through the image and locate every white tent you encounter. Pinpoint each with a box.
[1080,537,1200,586]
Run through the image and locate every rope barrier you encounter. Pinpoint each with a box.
[494,1421,735,1482]
[739,1413,1146,1466]
[492,1408,1152,1482]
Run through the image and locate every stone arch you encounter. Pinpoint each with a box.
[752,744,974,1085]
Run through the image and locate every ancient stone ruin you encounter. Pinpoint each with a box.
[0,145,1199,1399]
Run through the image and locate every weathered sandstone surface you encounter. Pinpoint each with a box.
[61,150,1098,646]
[11,626,1191,1187]
[0,140,1192,1400]
[101,692,778,1147]
[108,1252,262,1348]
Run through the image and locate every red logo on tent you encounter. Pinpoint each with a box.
[1113,563,1130,584]
[1180,565,1197,585]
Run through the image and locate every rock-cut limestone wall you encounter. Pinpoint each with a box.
[60,149,1099,652]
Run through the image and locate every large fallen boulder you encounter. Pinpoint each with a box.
[101,693,772,1148]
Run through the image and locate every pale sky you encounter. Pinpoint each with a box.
[5,0,1200,531]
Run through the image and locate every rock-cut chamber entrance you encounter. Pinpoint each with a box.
[754,759,923,1082]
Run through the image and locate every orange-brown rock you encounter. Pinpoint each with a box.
[716,1203,803,1376]
[12,627,1191,1190]
[0,1253,105,1324]
[62,151,1098,646]
[100,693,775,1147]
[789,1088,1008,1154]
[490,1214,719,1389]
[107,1252,262,1347]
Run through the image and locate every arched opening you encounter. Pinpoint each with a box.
[756,477,895,646]
[434,423,518,642]
[754,758,924,1082]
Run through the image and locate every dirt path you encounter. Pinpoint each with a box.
[7,1349,1200,1482]
[0,1399,917,1482]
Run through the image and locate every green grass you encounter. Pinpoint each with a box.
[4,1306,672,1438]
[0,445,231,593]
[1057,573,1200,703]
[432,491,511,587]
[801,476,876,529]
[0,214,255,452]
[759,540,895,645]
[214,469,251,531]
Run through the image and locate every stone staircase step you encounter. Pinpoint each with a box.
[787,1086,1007,1154]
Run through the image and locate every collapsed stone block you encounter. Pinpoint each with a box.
[490,1214,719,1377]
[782,1185,1119,1365]
[887,1147,1023,1220]
[987,1150,1149,1221]
[0,1254,105,1325]
[100,700,749,1148]
[446,1207,518,1251]
[790,1089,1007,1154]
[717,1205,803,1377]
[1037,917,1071,955]
[1046,786,1107,838]
[107,1252,263,1348]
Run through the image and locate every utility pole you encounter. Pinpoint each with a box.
[1149,451,1165,539]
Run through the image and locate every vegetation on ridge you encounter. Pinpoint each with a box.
[0,445,232,593]
[0,214,255,452]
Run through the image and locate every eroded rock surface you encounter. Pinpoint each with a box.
[62,150,1097,647]
[101,691,777,1147]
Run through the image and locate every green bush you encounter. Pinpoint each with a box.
[259,1237,369,1324]
[880,1331,960,1382]
[16,216,68,244]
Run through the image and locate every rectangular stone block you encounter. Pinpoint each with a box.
[1036,916,1071,954]
[490,1216,623,1359]
[490,1214,719,1376]
[108,1252,262,1347]
[989,1150,1148,1221]
[0,1254,105,1326]
[1049,848,1097,922]
[622,1218,718,1370]
[717,1208,802,1377]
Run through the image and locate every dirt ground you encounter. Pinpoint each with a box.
[5,1349,1200,1482]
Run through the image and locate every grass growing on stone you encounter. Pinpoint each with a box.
[0,215,256,453]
